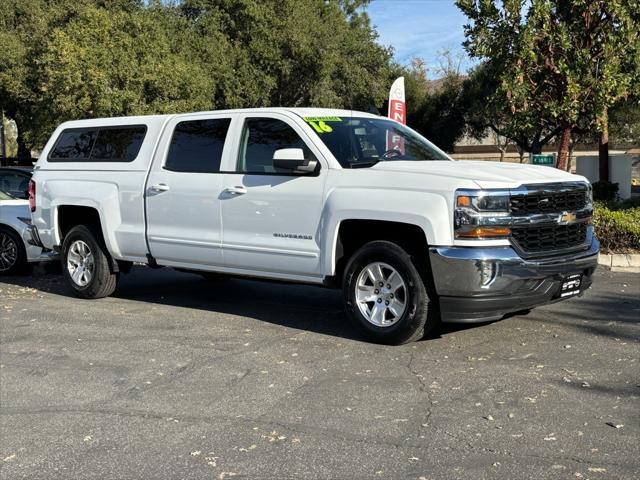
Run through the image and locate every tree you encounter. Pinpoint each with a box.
[29,4,216,147]
[178,0,392,110]
[396,57,430,128]
[456,0,640,174]
[1,0,394,152]
[413,75,468,152]
[461,62,561,157]
[491,131,512,163]
[399,52,469,152]
[609,96,640,147]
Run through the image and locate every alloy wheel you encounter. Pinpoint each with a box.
[67,240,95,287]
[0,232,18,272]
[355,262,407,327]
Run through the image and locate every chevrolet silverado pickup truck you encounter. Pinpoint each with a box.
[29,108,599,344]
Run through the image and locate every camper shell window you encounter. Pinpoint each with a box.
[48,125,147,162]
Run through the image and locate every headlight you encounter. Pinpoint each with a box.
[454,189,511,239]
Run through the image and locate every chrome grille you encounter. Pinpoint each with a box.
[509,183,591,255]
[511,223,588,254]
[510,184,588,216]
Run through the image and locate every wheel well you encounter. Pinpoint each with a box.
[0,224,18,234]
[56,205,130,274]
[57,205,101,241]
[0,224,23,244]
[333,219,430,285]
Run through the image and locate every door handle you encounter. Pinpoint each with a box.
[150,183,170,193]
[224,186,247,195]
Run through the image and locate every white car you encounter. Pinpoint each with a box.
[30,108,599,344]
[0,190,56,274]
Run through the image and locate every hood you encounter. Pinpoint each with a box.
[370,160,586,189]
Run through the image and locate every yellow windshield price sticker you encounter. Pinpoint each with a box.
[304,116,342,134]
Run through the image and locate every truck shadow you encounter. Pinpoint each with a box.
[7,266,637,342]
[113,268,498,342]
[118,267,361,340]
[1,265,497,343]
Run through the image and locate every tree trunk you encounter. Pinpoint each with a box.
[499,149,505,162]
[567,140,574,172]
[0,114,6,160]
[16,135,30,159]
[14,119,30,159]
[598,108,609,182]
[556,126,571,170]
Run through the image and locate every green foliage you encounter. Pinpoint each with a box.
[401,59,430,122]
[609,96,640,146]
[593,201,640,253]
[0,0,393,151]
[414,77,468,152]
[30,5,215,147]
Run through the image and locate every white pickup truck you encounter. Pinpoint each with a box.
[29,108,599,344]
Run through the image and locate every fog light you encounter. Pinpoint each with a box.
[478,261,497,287]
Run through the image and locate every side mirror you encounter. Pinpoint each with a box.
[273,148,317,174]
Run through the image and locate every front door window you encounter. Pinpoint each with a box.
[237,118,317,174]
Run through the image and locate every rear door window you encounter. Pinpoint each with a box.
[165,118,231,173]
[49,126,146,162]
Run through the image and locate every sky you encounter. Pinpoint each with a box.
[367,0,474,75]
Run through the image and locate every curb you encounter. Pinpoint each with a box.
[598,253,640,273]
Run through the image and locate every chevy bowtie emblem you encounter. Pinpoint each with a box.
[558,211,576,224]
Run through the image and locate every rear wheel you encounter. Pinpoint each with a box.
[62,225,118,298]
[343,240,435,345]
[0,227,28,275]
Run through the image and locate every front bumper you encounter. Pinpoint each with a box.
[429,235,599,323]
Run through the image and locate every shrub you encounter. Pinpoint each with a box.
[592,181,619,202]
[593,202,640,253]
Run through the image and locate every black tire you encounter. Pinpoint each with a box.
[343,240,436,345]
[0,226,29,275]
[61,225,118,299]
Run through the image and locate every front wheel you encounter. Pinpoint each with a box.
[62,225,118,299]
[343,240,435,345]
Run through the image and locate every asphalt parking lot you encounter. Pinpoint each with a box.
[1,266,638,480]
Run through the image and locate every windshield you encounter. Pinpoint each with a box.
[303,116,450,168]
[0,190,16,200]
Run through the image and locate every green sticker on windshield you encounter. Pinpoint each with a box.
[304,116,342,134]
